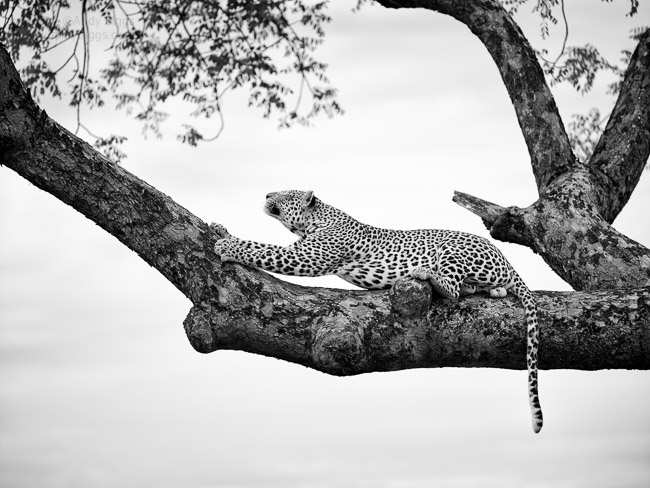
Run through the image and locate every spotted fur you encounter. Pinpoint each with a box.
[214,190,543,433]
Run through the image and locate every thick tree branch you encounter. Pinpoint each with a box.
[0,45,216,305]
[374,0,576,192]
[588,29,650,224]
[186,271,650,373]
[1,44,648,375]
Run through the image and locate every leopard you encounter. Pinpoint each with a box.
[213,190,543,433]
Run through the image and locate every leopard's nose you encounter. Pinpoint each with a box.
[266,192,277,200]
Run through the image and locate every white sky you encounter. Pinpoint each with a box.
[1,1,649,487]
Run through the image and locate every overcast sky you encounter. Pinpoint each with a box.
[1,1,649,487]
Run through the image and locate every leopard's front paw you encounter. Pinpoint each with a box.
[210,223,231,239]
[211,223,240,262]
[214,237,241,263]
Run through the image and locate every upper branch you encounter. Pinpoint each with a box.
[0,44,216,304]
[588,29,650,224]
[375,0,576,192]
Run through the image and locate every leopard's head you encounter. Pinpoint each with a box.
[264,190,317,237]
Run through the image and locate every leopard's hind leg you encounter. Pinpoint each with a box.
[411,252,471,299]
[412,266,459,298]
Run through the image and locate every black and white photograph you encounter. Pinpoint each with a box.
[1,1,649,486]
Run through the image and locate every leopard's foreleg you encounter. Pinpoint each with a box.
[212,224,344,277]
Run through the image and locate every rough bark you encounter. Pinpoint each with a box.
[453,169,650,291]
[589,29,650,224]
[374,1,650,291]
[186,274,650,373]
[1,43,648,373]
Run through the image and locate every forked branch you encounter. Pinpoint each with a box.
[588,29,650,223]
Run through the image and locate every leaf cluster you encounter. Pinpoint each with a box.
[1,0,646,165]
[1,0,342,161]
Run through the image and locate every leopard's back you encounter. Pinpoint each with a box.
[337,227,517,292]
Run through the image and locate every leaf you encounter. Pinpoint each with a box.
[567,108,604,163]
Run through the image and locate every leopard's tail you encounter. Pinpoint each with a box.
[509,274,543,434]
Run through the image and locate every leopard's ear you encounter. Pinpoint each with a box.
[303,190,316,208]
